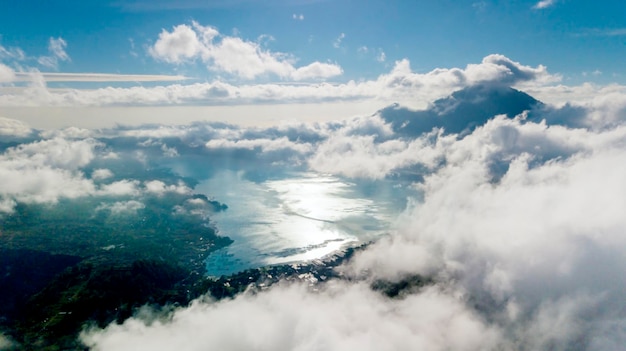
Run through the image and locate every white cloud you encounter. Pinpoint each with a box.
[205,136,313,154]
[292,13,304,20]
[149,24,207,63]
[0,44,26,61]
[291,62,343,81]
[40,126,94,139]
[13,72,189,82]
[81,283,501,351]
[48,37,70,62]
[144,180,191,195]
[533,0,557,9]
[5,137,99,169]
[96,200,145,215]
[38,37,70,70]
[376,50,386,63]
[0,63,15,82]
[0,54,557,110]
[92,168,114,180]
[0,165,95,211]
[0,116,32,137]
[333,33,345,49]
[98,180,141,197]
[149,22,341,81]
[345,116,626,349]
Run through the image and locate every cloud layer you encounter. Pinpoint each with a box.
[69,71,626,350]
[0,54,561,110]
[2,54,626,350]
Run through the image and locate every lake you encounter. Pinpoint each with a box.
[197,171,408,276]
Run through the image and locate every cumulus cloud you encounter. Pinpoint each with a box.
[98,180,141,197]
[149,22,342,81]
[0,136,98,211]
[150,24,206,63]
[92,168,114,180]
[345,117,626,349]
[95,200,145,215]
[81,283,501,351]
[144,180,191,195]
[0,136,159,212]
[291,62,343,81]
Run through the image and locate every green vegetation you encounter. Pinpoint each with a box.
[0,189,230,349]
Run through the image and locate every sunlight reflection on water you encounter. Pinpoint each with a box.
[198,171,405,276]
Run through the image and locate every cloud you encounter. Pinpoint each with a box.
[0,138,102,208]
[533,0,557,9]
[205,136,313,154]
[13,72,189,82]
[292,13,304,20]
[376,50,386,63]
[150,24,207,63]
[48,37,70,62]
[144,180,191,195]
[85,88,626,349]
[95,200,145,215]
[97,180,141,197]
[0,44,26,61]
[333,33,345,49]
[38,37,70,70]
[149,22,342,81]
[344,115,626,349]
[81,283,501,351]
[0,77,623,349]
[0,116,32,137]
[0,63,15,82]
[40,126,94,139]
[92,168,114,180]
[0,54,557,110]
[291,62,343,80]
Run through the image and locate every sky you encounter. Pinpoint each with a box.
[2,1,626,350]
[1,0,626,128]
[0,0,624,82]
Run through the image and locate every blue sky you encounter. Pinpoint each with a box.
[1,0,626,128]
[1,0,625,83]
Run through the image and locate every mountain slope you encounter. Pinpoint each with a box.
[379,85,543,136]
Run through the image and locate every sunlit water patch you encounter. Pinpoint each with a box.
[197,171,407,276]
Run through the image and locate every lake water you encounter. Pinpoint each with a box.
[197,171,407,277]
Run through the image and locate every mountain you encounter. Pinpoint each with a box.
[379,85,544,137]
